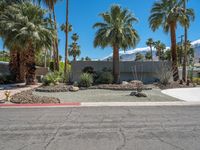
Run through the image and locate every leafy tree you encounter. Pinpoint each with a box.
[146,38,154,60]
[164,49,172,61]
[135,52,144,61]
[93,5,139,83]
[0,50,10,62]
[69,33,81,61]
[145,51,152,60]
[149,0,194,81]
[85,56,91,61]
[154,41,166,60]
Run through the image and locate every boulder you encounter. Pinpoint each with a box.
[69,86,79,92]
[122,81,129,85]
[130,91,147,97]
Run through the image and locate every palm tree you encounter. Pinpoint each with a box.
[93,5,139,83]
[0,0,28,82]
[69,33,81,61]
[182,0,194,82]
[0,2,54,85]
[154,41,166,60]
[64,0,69,77]
[146,38,154,60]
[37,0,60,71]
[149,0,194,81]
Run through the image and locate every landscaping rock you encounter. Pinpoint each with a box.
[90,83,152,91]
[10,90,60,104]
[69,86,79,92]
[122,81,129,85]
[130,80,144,86]
[0,99,5,103]
[130,91,147,97]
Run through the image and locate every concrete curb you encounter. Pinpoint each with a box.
[1,101,200,108]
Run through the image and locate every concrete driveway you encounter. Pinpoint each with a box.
[162,88,200,102]
[0,106,200,150]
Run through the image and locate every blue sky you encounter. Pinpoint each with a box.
[0,0,200,60]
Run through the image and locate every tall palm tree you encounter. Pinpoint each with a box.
[0,2,54,85]
[37,0,60,71]
[146,38,154,61]
[154,41,166,60]
[182,0,194,82]
[149,0,194,81]
[93,5,139,83]
[69,33,81,61]
[64,0,69,76]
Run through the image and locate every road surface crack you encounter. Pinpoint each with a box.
[116,128,126,150]
[44,109,73,150]
[151,132,184,150]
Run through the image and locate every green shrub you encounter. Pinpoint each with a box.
[82,66,94,74]
[193,78,200,85]
[78,73,93,87]
[0,75,14,84]
[96,72,113,84]
[42,71,62,86]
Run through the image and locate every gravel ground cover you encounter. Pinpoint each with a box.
[33,89,180,103]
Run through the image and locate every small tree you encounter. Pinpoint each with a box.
[154,41,166,60]
[135,52,144,61]
[146,38,154,60]
[69,33,81,61]
[145,51,152,60]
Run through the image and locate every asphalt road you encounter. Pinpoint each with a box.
[0,106,200,150]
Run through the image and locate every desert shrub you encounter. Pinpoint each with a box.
[156,62,172,85]
[0,75,14,84]
[42,71,62,86]
[193,78,200,85]
[95,72,114,84]
[82,66,94,74]
[78,73,93,87]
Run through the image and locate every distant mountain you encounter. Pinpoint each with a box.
[102,39,200,63]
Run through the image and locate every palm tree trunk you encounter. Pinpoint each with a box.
[44,49,47,68]
[150,45,153,61]
[26,44,36,85]
[52,7,59,71]
[19,50,26,82]
[182,0,187,82]
[9,49,19,82]
[113,45,120,83]
[64,0,69,76]
[158,49,161,60]
[170,23,179,81]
